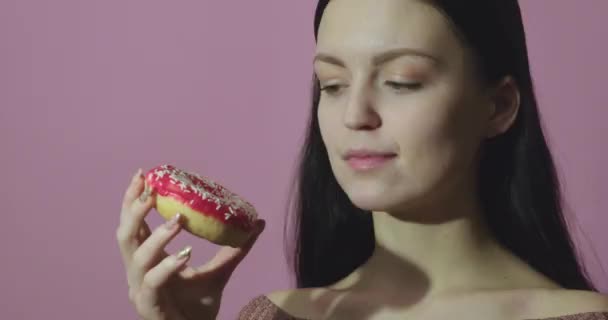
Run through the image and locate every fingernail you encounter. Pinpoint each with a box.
[176,245,192,260]
[133,168,143,180]
[139,182,151,203]
[165,213,182,229]
[139,190,149,203]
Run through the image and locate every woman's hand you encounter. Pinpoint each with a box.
[116,169,265,320]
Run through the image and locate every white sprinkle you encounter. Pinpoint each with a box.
[156,165,258,222]
[154,170,167,180]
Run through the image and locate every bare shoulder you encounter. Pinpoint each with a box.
[543,289,608,309]
[266,287,329,303]
[265,288,298,305]
[524,289,608,318]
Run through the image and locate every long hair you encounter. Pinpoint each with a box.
[284,0,598,291]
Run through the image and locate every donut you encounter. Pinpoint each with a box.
[143,164,258,248]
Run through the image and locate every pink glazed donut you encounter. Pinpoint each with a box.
[144,164,258,247]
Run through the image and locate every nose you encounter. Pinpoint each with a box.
[343,81,382,130]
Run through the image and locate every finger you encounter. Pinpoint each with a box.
[136,223,152,244]
[121,168,144,213]
[128,213,183,289]
[123,180,156,235]
[131,247,191,318]
[116,189,156,264]
[117,218,153,265]
[195,219,265,276]
[117,179,156,246]
[140,246,192,295]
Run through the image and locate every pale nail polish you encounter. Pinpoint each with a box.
[176,246,192,260]
[165,213,182,229]
[139,181,152,203]
[139,190,149,203]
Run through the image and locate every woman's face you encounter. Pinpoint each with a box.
[315,0,495,212]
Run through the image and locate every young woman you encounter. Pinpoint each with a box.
[117,0,608,319]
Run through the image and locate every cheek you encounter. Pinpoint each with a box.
[317,105,332,146]
[392,94,483,193]
[317,102,343,151]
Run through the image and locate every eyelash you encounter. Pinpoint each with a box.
[319,81,422,95]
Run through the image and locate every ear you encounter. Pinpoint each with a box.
[485,76,520,139]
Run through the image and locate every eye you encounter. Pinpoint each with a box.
[320,84,346,96]
[385,81,422,91]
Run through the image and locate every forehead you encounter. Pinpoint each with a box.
[316,0,456,58]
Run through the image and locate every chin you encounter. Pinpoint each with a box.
[331,162,424,212]
[342,184,407,212]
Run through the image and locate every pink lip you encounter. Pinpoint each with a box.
[346,154,396,170]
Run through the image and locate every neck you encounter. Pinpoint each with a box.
[369,204,494,296]
[328,180,559,299]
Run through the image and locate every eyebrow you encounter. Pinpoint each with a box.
[313,47,440,68]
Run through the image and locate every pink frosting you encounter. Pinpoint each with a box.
[144,164,257,231]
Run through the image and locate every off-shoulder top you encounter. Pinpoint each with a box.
[237,295,608,320]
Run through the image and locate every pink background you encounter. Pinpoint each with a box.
[1,1,606,319]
